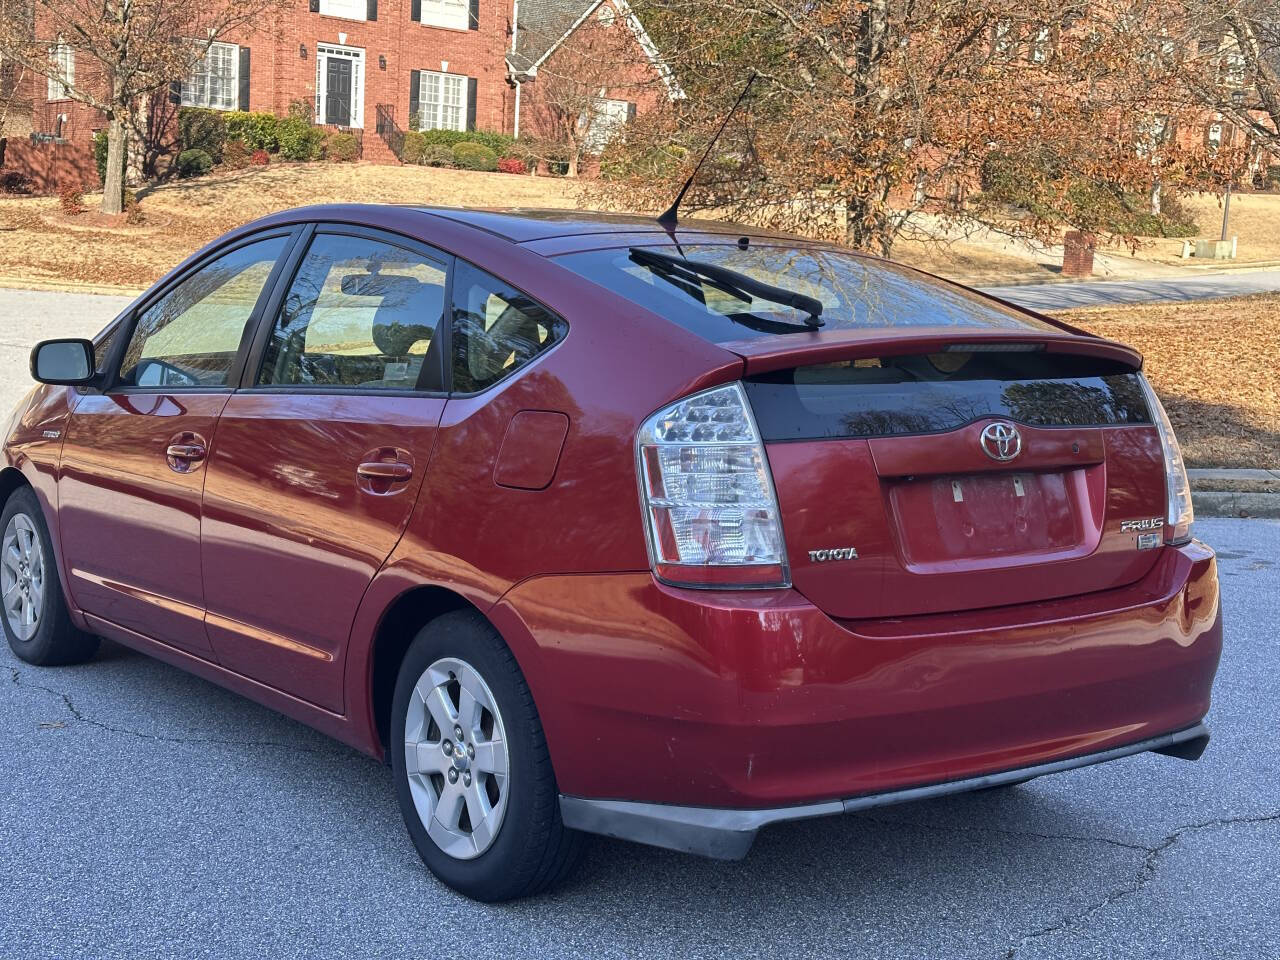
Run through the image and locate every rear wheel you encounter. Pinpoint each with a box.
[0,487,98,666]
[390,609,584,901]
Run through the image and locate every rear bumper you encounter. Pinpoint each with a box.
[559,722,1210,859]
[491,538,1221,819]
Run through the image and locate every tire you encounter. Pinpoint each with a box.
[0,486,98,666]
[390,609,585,902]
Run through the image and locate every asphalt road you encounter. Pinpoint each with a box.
[980,268,1280,311]
[0,517,1276,959]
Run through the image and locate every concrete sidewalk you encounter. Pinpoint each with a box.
[980,268,1280,311]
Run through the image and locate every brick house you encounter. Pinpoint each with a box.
[5,0,674,187]
[504,0,680,144]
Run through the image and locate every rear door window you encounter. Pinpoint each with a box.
[258,232,447,391]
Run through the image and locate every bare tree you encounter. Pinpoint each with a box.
[1147,0,1280,163]
[0,0,281,214]
[595,1,1217,255]
[522,9,649,177]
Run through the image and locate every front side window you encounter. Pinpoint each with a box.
[47,43,74,100]
[118,235,287,388]
[258,233,446,391]
[418,70,466,131]
[182,41,239,110]
[450,262,566,394]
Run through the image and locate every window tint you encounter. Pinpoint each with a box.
[258,233,446,391]
[745,353,1150,441]
[118,235,286,388]
[450,262,566,394]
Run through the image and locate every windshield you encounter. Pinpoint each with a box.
[554,243,1053,343]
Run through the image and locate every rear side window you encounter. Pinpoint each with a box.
[450,262,566,394]
[258,233,447,391]
[118,235,287,388]
[745,352,1151,441]
[554,244,1052,344]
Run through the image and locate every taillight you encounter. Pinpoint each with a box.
[635,382,789,588]
[1139,374,1194,544]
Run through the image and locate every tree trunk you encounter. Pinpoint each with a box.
[101,113,127,215]
[1150,179,1161,216]
[567,143,579,178]
[844,178,894,255]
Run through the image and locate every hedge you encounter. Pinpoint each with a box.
[452,141,498,171]
[417,128,513,155]
[277,115,325,161]
[177,108,227,163]
[225,111,280,153]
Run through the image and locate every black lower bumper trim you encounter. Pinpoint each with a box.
[559,722,1210,860]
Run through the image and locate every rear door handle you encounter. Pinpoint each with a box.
[166,443,207,462]
[357,461,413,482]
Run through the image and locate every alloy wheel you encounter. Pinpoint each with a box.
[2,513,44,642]
[403,656,510,860]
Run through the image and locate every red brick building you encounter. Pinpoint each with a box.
[7,0,674,185]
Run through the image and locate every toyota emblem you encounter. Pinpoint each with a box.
[980,422,1022,461]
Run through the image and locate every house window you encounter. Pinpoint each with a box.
[584,98,631,151]
[182,42,239,111]
[1030,26,1051,63]
[418,71,466,131]
[1223,50,1246,88]
[47,42,74,100]
[319,0,367,20]
[419,0,469,31]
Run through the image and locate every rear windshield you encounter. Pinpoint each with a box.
[553,243,1053,342]
[745,352,1150,441]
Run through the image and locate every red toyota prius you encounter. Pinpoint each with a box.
[4,206,1221,901]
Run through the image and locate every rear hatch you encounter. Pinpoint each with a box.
[737,333,1165,619]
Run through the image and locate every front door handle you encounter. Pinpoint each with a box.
[357,461,413,482]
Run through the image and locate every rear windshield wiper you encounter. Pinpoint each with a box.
[628,248,825,329]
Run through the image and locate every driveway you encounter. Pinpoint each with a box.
[981,268,1280,311]
[0,522,1275,960]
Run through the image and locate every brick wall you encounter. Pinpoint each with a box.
[0,137,99,193]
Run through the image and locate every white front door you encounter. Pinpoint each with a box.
[316,44,365,128]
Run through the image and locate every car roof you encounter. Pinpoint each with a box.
[414,207,805,245]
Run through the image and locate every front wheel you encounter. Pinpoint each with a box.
[390,609,584,901]
[0,487,98,666]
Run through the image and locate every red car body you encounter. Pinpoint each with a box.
[3,206,1221,862]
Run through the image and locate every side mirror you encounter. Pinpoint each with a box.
[30,339,95,385]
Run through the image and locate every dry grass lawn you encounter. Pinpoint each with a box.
[1120,191,1280,265]
[1056,293,1279,469]
[0,162,580,290]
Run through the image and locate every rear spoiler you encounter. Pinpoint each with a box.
[717,327,1143,376]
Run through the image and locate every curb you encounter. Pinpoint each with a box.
[1192,491,1280,520]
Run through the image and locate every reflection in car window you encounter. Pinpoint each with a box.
[117,236,287,388]
[258,233,446,391]
[554,244,1054,344]
[450,262,566,394]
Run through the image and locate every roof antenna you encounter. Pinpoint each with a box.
[656,72,757,230]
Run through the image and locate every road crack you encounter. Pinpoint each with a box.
[7,664,330,753]
[1000,811,1280,957]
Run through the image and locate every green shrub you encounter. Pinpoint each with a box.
[177,107,227,162]
[326,131,360,162]
[422,144,457,167]
[419,128,513,154]
[276,115,324,161]
[176,148,214,178]
[452,141,497,171]
[401,130,428,165]
[225,111,280,152]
